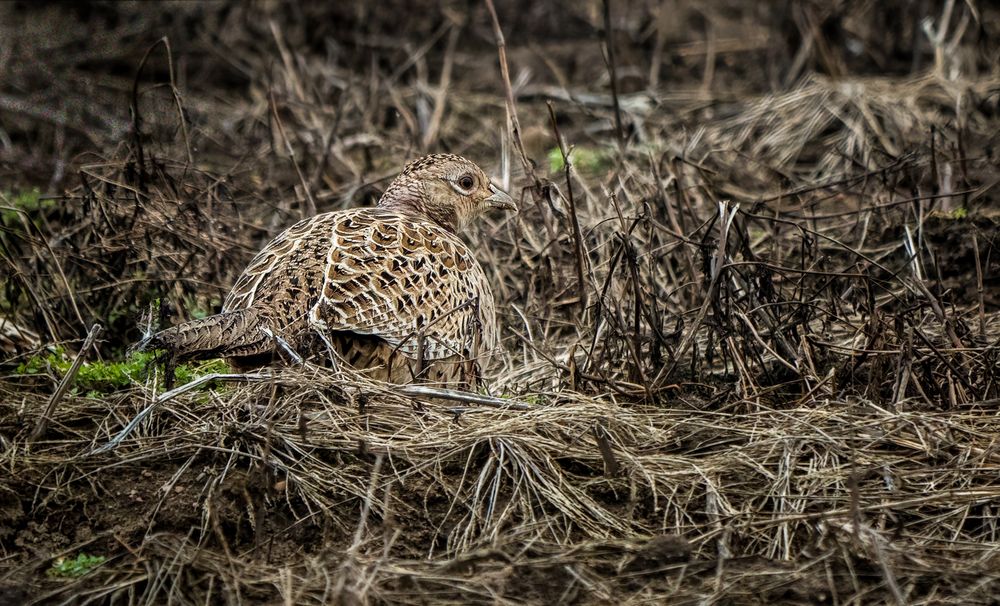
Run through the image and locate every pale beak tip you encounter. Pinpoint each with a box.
[487,185,517,212]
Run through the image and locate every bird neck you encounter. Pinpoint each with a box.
[378,196,459,233]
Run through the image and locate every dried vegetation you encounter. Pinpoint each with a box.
[2,1,1000,604]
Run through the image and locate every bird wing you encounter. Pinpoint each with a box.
[311,208,498,361]
[223,212,339,322]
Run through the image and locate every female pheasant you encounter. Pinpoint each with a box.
[142,154,515,387]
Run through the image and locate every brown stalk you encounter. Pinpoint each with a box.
[972,232,985,337]
[484,0,539,190]
[421,22,461,150]
[28,323,103,444]
[653,202,739,388]
[592,419,620,477]
[602,0,625,148]
[547,101,589,311]
[269,90,318,218]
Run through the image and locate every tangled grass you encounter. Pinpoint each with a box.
[2,1,1000,603]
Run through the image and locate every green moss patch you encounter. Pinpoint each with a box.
[16,348,231,394]
[46,553,106,579]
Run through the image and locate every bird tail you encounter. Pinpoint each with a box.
[135,309,271,361]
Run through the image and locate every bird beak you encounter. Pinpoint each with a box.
[486,183,517,212]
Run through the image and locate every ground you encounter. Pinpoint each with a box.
[1,1,1000,604]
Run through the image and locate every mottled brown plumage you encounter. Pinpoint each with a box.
[142,154,515,386]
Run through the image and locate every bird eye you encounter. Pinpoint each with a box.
[458,175,475,191]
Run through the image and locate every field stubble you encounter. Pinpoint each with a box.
[1,1,1000,603]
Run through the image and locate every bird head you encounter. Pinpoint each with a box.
[377,154,516,232]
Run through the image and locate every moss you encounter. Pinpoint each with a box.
[519,393,547,405]
[1,188,52,225]
[15,348,231,394]
[46,553,106,578]
[490,391,547,406]
[14,346,68,376]
[548,146,614,176]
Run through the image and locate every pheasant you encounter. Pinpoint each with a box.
[141,154,516,387]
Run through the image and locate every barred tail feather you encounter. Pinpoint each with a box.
[138,309,271,361]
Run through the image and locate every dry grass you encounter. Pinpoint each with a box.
[2,1,1000,604]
